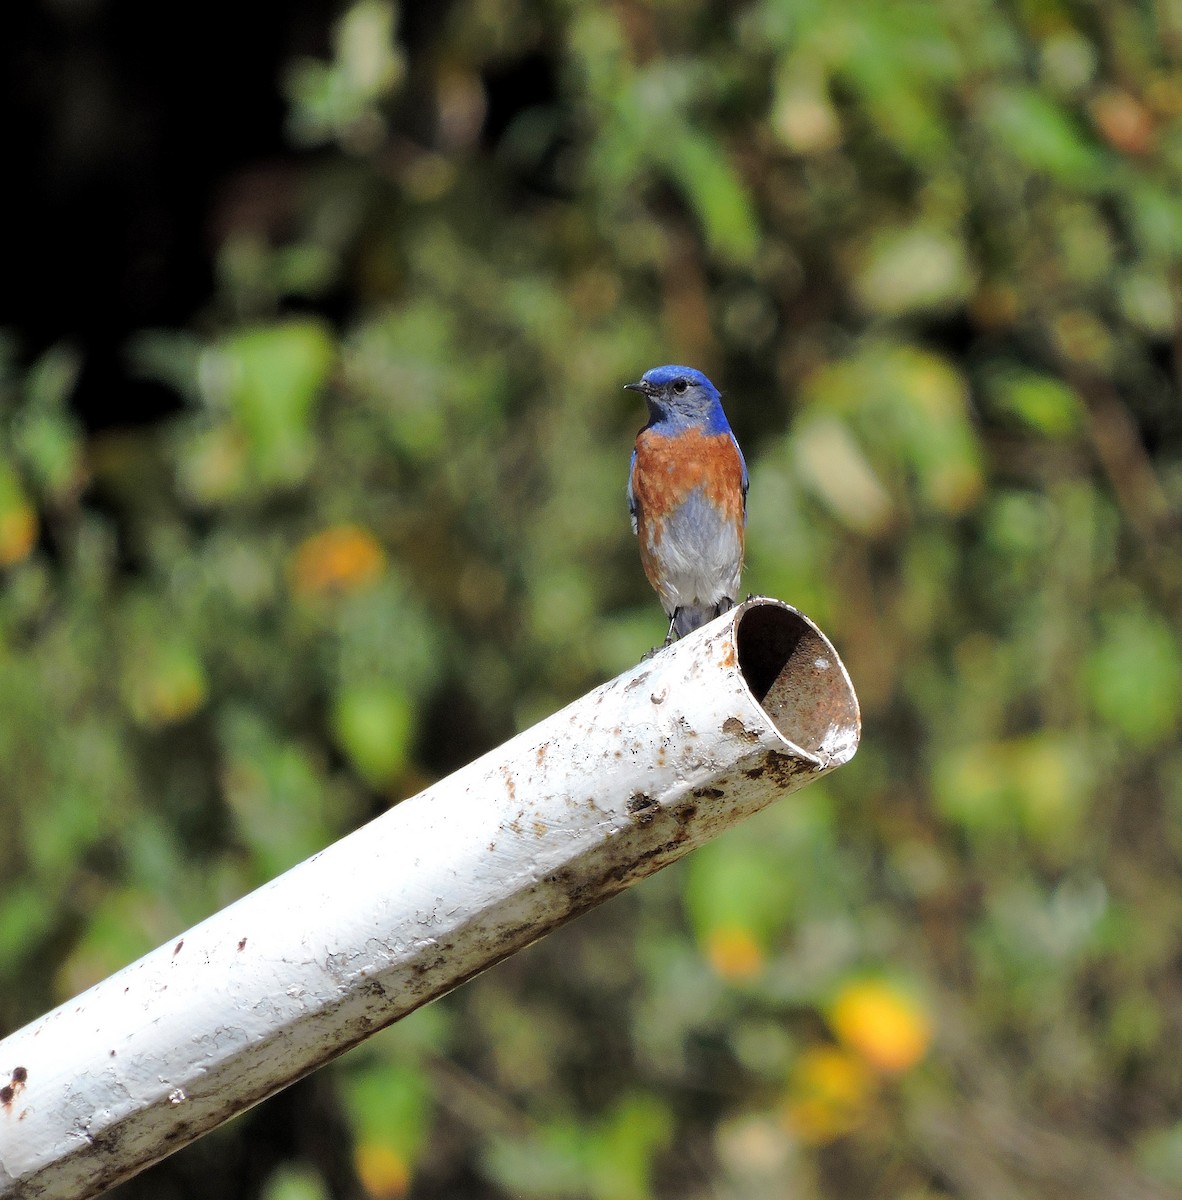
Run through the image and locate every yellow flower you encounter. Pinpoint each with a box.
[290,523,385,597]
[827,978,932,1074]
[704,923,764,981]
[355,1141,410,1199]
[782,1046,874,1144]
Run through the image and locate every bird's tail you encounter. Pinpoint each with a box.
[672,598,734,639]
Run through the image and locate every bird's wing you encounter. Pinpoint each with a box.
[732,432,749,524]
[627,448,639,534]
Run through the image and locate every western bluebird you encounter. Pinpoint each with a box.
[625,365,748,645]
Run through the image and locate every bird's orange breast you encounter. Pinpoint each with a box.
[631,427,745,536]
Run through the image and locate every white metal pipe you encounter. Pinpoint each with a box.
[0,597,859,1199]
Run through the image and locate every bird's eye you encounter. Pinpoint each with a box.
[673,378,689,394]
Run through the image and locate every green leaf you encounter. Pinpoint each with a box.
[13,345,84,501]
[801,343,982,515]
[1137,1123,1182,1186]
[986,368,1084,437]
[285,0,404,148]
[684,797,838,949]
[483,1122,587,1198]
[344,1061,430,1158]
[853,225,974,317]
[217,319,336,489]
[121,639,208,728]
[261,1164,331,1200]
[1087,608,1182,749]
[0,884,56,969]
[792,414,894,534]
[978,85,1106,187]
[659,129,760,265]
[837,12,957,162]
[933,734,1090,850]
[1124,179,1182,261]
[331,682,414,788]
[219,709,339,875]
[586,1094,673,1200]
[483,1095,672,1200]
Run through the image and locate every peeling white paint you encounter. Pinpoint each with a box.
[0,597,858,1200]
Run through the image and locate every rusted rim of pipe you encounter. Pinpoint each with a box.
[733,596,861,768]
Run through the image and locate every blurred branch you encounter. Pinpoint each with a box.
[422,1055,535,1140]
[1073,374,1172,540]
[914,1002,1174,1200]
[916,1091,1172,1200]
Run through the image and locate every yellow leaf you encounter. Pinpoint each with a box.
[828,978,931,1074]
[0,504,38,567]
[704,923,764,982]
[782,1047,874,1144]
[290,524,386,597]
[355,1141,410,1199]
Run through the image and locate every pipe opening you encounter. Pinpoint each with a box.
[735,601,860,764]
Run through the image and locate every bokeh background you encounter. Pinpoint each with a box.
[4,0,1182,1196]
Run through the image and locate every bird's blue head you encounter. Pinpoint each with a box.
[623,365,729,432]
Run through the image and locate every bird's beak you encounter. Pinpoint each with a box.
[623,380,651,396]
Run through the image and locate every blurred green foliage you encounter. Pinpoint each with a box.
[4,0,1182,1197]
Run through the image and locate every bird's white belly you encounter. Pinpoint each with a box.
[645,488,743,612]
